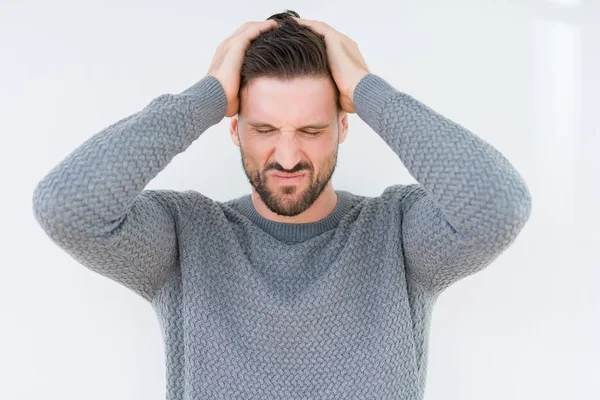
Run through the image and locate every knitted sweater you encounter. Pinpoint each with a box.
[32,73,532,399]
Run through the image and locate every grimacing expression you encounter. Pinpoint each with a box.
[230,76,348,217]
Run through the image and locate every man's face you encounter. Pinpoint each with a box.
[230,76,348,217]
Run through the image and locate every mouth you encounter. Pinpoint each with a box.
[271,172,305,183]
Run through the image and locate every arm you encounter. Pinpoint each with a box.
[288,18,532,295]
[31,20,279,303]
[353,74,532,295]
[32,76,227,302]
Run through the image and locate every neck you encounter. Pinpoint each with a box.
[250,183,339,224]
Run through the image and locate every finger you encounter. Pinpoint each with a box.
[245,20,279,41]
[293,17,328,35]
[233,19,278,37]
[246,19,279,34]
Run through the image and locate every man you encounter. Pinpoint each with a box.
[32,10,532,400]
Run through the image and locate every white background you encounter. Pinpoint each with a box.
[1,0,598,399]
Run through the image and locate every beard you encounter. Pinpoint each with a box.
[239,145,338,217]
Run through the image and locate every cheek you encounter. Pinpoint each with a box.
[308,139,336,162]
[242,142,271,170]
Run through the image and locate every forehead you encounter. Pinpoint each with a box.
[240,76,337,125]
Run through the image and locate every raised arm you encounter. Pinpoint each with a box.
[31,20,280,302]
[353,73,532,294]
[31,76,227,301]
[292,17,532,295]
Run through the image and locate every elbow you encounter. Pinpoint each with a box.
[32,176,128,244]
[485,183,533,246]
[32,178,53,227]
[507,178,533,232]
[465,180,532,245]
[504,194,532,238]
[32,178,66,239]
[32,177,84,241]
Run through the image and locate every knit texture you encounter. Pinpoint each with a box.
[32,73,532,399]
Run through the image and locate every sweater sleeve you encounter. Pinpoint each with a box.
[353,74,532,295]
[31,75,228,302]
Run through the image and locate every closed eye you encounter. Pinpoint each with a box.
[255,129,321,135]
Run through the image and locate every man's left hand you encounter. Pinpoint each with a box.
[294,17,370,114]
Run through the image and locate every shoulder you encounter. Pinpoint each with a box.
[328,184,424,229]
[367,183,426,212]
[136,189,219,231]
[136,188,202,208]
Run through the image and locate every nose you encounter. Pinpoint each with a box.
[273,132,302,171]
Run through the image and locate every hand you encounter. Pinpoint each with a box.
[293,18,370,114]
[207,20,280,117]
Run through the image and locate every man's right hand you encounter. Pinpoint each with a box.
[207,20,280,117]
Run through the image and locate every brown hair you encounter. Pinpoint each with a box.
[238,10,340,114]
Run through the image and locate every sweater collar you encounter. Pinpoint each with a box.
[233,190,353,244]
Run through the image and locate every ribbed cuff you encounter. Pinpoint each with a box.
[179,75,228,124]
[352,74,399,132]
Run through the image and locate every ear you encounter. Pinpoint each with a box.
[337,110,348,144]
[229,115,241,147]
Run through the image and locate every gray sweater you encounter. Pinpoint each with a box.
[32,73,532,399]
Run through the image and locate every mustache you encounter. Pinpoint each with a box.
[267,165,311,174]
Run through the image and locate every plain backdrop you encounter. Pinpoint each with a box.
[1,0,598,399]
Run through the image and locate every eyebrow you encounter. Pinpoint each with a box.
[247,121,330,130]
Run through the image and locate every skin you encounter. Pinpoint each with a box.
[230,76,346,223]
[207,18,370,223]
